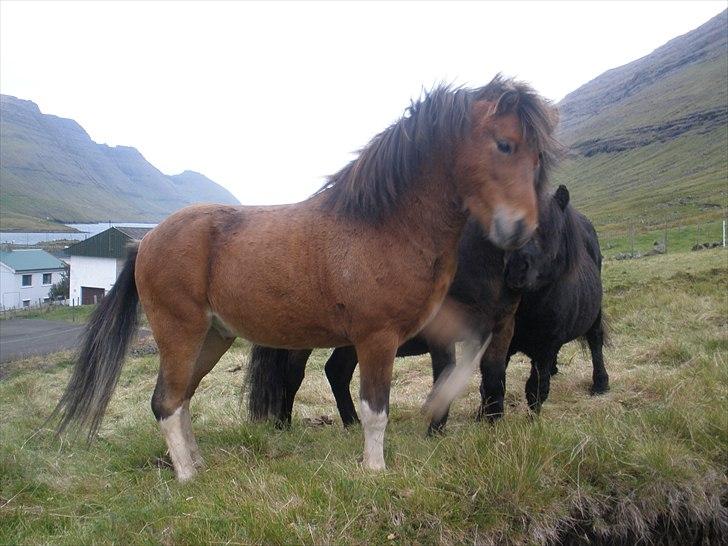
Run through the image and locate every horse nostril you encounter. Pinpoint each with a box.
[512,218,525,245]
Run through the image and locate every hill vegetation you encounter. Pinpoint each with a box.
[0,96,239,231]
[556,9,727,236]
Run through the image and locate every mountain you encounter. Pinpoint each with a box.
[0,95,239,230]
[556,10,727,234]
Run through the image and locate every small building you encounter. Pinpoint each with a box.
[0,249,66,309]
[67,226,152,305]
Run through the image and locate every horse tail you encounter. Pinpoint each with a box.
[53,246,141,438]
[600,311,612,348]
[245,345,289,421]
[578,309,611,352]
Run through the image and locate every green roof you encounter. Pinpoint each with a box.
[0,249,65,272]
[67,226,151,258]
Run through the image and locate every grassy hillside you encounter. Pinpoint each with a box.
[0,211,79,233]
[0,95,239,230]
[557,10,728,236]
[1,248,726,543]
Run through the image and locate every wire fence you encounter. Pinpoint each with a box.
[0,297,87,321]
[599,218,726,260]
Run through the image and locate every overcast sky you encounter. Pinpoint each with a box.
[1,1,725,206]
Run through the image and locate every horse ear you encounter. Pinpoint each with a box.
[554,185,570,210]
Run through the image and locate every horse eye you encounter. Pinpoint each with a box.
[497,141,512,155]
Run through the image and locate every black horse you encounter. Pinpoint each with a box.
[246,186,608,430]
[498,184,610,416]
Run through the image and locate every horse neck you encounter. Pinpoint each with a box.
[384,163,467,257]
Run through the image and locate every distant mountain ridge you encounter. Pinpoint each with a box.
[556,10,728,232]
[0,95,239,230]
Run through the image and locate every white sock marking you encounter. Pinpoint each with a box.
[360,400,388,471]
[424,333,493,421]
[160,406,197,483]
[179,401,204,468]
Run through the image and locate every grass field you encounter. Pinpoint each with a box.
[599,219,725,257]
[0,304,95,323]
[0,212,79,233]
[1,249,726,544]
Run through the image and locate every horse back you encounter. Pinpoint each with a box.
[137,201,460,350]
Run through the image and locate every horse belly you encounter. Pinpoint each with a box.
[207,260,349,349]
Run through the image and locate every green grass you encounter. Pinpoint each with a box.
[598,219,724,257]
[0,304,95,323]
[1,249,726,544]
[558,123,727,234]
[0,212,79,233]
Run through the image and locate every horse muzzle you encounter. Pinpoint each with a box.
[488,210,534,251]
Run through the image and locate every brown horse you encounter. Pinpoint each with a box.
[54,75,559,482]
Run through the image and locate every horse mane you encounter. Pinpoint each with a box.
[560,203,586,276]
[316,74,561,221]
[539,193,585,277]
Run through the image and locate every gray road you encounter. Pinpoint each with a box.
[0,318,86,363]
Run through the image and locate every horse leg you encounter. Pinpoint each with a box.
[586,311,610,395]
[477,316,515,422]
[426,343,456,436]
[150,313,231,483]
[355,334,399,471]
[279,349,312,426]
[324,346,360,427]
[183,327,235,465]
[525,349,557,413]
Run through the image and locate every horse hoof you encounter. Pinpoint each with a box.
[342,417,361,428]
[273,419,292,430]
[363,459,386,471]
[175,467,197,484]
[426,425,446,437]
[590,383,610,395]
[476,409,503,423]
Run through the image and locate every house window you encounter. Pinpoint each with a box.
[44,297,51,303]
[21,274,32,287]
[22,299,30,308]
[43,273,52,285]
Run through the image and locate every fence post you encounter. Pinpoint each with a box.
[696,224,701,248]
[630,223,635,255]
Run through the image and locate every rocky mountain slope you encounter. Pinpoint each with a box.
[556,9,727,233]
[0,95,239,230]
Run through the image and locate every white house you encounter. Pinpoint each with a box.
[67,226,151,305]
[0,249,66,309]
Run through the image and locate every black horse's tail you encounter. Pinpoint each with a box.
[578,309,612,352]
[53,246,141,438]
[600,311,612,348]
[244,345,290,421]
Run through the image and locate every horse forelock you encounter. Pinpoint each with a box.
[481,74,563,191]
[316,74,561,221]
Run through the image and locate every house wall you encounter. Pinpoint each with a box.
[0,264,63,309]
[69,255,119,306]
[0,263,19,309]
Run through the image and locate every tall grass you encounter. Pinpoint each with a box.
[1,249,726,544]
